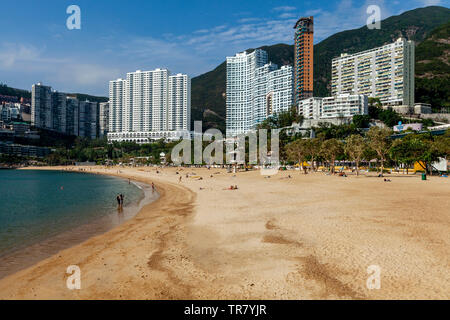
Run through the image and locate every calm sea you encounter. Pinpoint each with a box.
[0,169,154,278]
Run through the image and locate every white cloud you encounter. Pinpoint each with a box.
[0,43,42,68]
[0,42,119,93]
[273,6,297,12]
[279,12,297,19]
[62,64,120,87]
[420,0,441,5]
[238,17,261,23]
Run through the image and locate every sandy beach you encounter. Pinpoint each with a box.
[0,166,448,300]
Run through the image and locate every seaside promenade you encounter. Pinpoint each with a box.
[0,166,448,299]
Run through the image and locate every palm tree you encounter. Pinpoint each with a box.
[345,134,366,176]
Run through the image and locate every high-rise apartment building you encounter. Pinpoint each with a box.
[79,101,98,139]
[109,79,125,133]
[51,92,67,134]
[226,50,293,136]
[31,83,99,138]
[226,50,268,136]
[31,83,52,129]
[168,74,191,131]
[107,68,191,143]
[99,102,109,138]
[331,38,415,107]
[293,16,314,103]
[66,97,79,136]
[266,66,294,117]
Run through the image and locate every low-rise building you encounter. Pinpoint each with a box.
[12,122,31,135]
[298,97,322,120]
[414,103,432,114]
[393,122,423,132]
[0,142,51,158]
[0,103,21,122]
[298,94,368,120]
[107,130,190,144]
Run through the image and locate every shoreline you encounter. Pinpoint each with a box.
[0,166,448,299]
[0,166,197,299]
[0,169,159,280]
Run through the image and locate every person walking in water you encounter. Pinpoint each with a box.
[120,194,124,208]
[116,194,121,209]
[152,182,155,193]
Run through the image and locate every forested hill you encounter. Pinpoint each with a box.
[415,21,450,109]
[0,84,108,103]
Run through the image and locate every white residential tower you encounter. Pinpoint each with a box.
[108,69,190,143]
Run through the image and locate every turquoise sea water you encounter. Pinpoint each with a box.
[0,170,144,258]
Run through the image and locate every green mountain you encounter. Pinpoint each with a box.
[0,84,31,99]
[415,21,450,108]
[0,83,108,103]
[191,5,450,130]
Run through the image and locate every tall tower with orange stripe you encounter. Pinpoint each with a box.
[294,16,314,103]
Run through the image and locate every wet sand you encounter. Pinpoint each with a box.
[0,166,448,299]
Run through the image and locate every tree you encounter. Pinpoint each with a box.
[286,139,309,173]
[419,134,447,174]
[368,97,382,108]
[320,138,344,174]
[352,115,371,128]
[432,130,450,157]
[366,127,392,176]
[345,134,366,176]
[368,98,382,119]
[305,138,321,172]
[378,108,402,127]
[257,106,303,130]
[389,137,419,174]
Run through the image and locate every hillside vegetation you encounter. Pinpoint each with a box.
[0,84,108,103]
[415,21,450,108]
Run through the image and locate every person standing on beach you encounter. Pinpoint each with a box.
[152,182,155,193]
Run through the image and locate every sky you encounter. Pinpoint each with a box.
[0,0,448,96]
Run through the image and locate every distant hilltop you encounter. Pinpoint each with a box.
[0,83,108,104]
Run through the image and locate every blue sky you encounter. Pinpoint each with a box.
[0,0,448,96]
